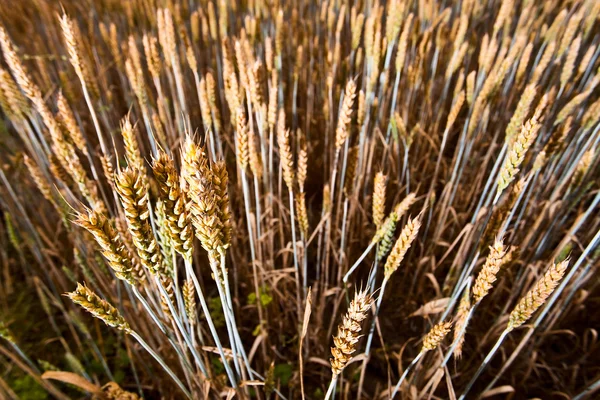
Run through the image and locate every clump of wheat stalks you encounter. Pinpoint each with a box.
[0,0,598,398]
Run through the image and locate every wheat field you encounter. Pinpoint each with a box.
[0,0,598,398]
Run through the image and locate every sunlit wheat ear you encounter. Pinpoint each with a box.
[59,14,83,79]
[115,167,163,275]
[0,27,40,101]
[67,283,131,333]
[472,240,506,303]
[211,160,232,250]
[23,156,56,207]
[560,35,581,91]
[151,151,194,259]
[582,99,600,130]
[507,259,569,332]
[330,290,372,375]
[496,114,541,198]
[154,201,174,274]
[115,168,173,308]
[0,67,28,119]
[335,79,356,149]
[446,90,465,131]
[205,72,221,132]
[570,148,594,188]
[198,76,212,130]
[74,210,141,285]
[235,107,249,172]
[372,172,387,228]
[142,33,161,80]
[100,154,116,189]
[278,126,295,191]
[181,138,224,253]
[297,132,308,191]
[505,84,537,145]
[120,116,146,176]
[384,216,421,279]
[56,91,88,157]
[453,287,471,359]
[555,87,595,126]
[421,321,452,353]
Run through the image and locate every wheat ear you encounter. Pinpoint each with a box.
[372,172,387,227]
[507,259,569,332]
[151,151,194,259]
[74,210,143,285]
[67,283,131,333]
[330,289,372,375]
[384,217,421,279]
[472,240,506,303]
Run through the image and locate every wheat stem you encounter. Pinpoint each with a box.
[458,329,509,400]
[183,257,237,388]
[129,331,192,399]
[390,351,424,398]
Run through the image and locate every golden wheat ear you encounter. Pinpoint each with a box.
[421,321,453,353]
[507,259,569,332]
[66,283,131,333]
[330,289,372,376]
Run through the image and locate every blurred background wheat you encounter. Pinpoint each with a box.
[0,0,598,398]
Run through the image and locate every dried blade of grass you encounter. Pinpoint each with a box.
[41,371,101,395]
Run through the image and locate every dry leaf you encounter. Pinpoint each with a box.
[42,371,101,394]
[410,298,450,317]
